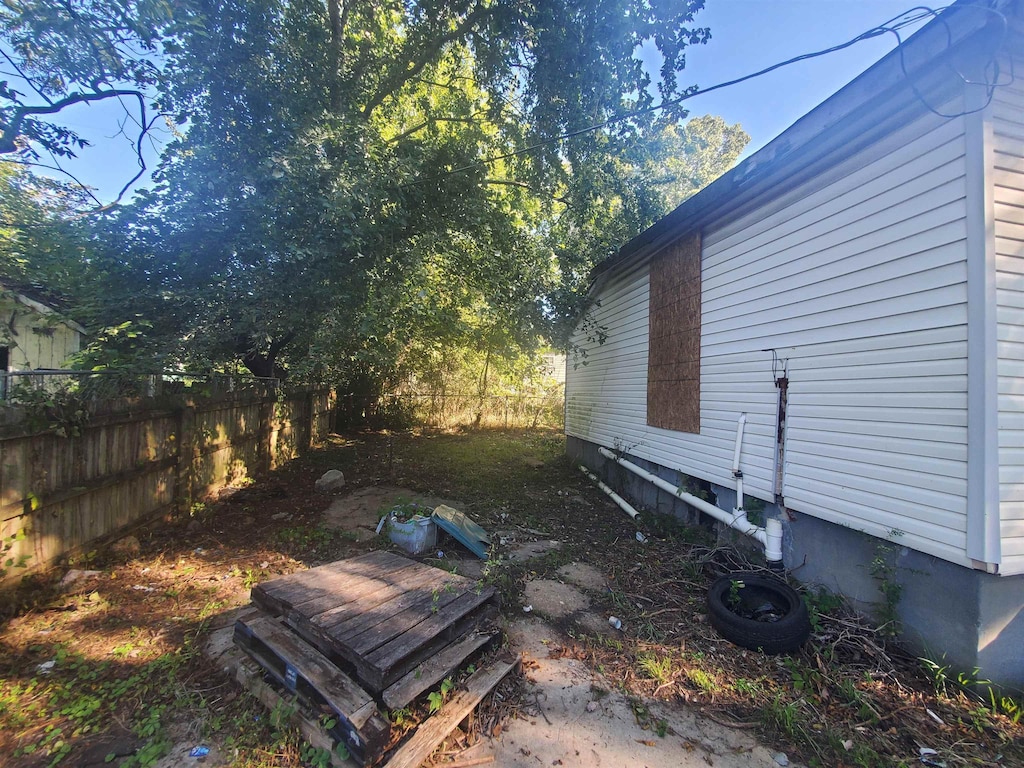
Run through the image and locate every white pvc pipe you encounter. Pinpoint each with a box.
[733,413,747,511]
[732,413,747,475]
[596,447,784,567]
[579,465,640,520]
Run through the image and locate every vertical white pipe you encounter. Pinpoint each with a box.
[732,413,747,475]
[733,413,747,510]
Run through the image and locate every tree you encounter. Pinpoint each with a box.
[100,0,713,383]
[0,1,190,203]
[4,1,749,399]
[648,114,750,208]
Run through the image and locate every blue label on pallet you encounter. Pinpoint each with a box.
[285,665,297,689]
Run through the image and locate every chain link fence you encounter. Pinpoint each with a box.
[336,391,565,430]
[0,370,280,404]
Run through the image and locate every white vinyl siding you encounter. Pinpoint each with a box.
[993,78,1024,576]
[568,112,973,566]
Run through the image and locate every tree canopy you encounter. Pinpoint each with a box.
[0,0,748,395]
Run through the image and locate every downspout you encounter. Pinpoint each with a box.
[596,446,783,569]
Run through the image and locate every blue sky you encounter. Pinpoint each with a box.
[50,0,934,203]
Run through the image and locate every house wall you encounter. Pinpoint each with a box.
[0,300,81,371]
[568,111,973,566]
[992,77,1024,576]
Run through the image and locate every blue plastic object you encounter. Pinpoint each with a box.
[431,505,490,559]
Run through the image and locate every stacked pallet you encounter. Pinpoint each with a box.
[233,550,509,766]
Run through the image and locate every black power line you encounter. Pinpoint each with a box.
[406,2,1014,188]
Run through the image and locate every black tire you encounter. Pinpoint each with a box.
[707,571,811,654]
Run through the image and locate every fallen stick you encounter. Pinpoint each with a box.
[445,756,496,768]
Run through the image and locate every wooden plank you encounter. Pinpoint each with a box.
[253,551,398,614]
[234,657,357,768]
[382,630,498,709]
[382,655,519,768]
[233,617,391,764]
[373,603,499,692]
[323,565,460,643]
[367,590,497,679]
[342,575,470,655]
[238,616,379,728]
[296,559,429,619]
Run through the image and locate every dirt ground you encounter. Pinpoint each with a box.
[0,429,1020,768]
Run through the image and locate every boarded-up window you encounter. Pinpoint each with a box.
[647,232,701,432]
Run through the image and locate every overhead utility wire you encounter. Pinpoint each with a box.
[407,3,1011,187]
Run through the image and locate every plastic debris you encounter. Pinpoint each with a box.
[773,753,789,767]
[925,708,945,725]
[522,605,533,613]
[36,660,56,675]
[189,745,211,758]
[132,584,155,592]
[60,569,102,588]
[842,740,854,751]
[374,515,388,534]
[635,531,647,543]
[436,550,444,558]
[919,747,946,767]
[193,547,205,555]
[608,616,622,630]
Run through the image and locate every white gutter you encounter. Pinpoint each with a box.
[578,465,639,520]
[596,446,783,566]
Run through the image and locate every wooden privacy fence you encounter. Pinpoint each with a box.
[0,388,333,583]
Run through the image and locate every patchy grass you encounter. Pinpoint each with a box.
[0,427,1020,768]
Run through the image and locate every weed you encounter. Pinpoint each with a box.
[802,586,844,632]
[684,668,716,694]
[427,677,455,714]
[869,543,902,636]
[762,694,802,740]
[726,578,743,608]
[733,677,763,698]
[637,652,674,685]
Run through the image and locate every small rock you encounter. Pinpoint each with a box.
[111,535,141,557]
[60,569,102,589]
[36,660,56,675]
[585,701,598,712]
[315,469,346,494]
[271,512,292,521]
[773,753,789,767]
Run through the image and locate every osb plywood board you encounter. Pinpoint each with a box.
[647,232,701,433]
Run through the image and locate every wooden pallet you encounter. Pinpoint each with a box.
[233,631,518,768]
[234,614,390,765]
[251,551,500,696]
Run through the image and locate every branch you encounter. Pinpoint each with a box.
[362,5,489,118]
[482,177,572,206]
[0,87,146,155]
[8,90,159,214]
[387,114,490,143]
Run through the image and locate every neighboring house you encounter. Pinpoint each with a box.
[566,0,1024,689]
[0,283,85,395]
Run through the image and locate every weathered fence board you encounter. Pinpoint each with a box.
[0,388,334,582]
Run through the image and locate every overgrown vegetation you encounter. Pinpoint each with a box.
[0,429,1019,768]
[0,2,748,402]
